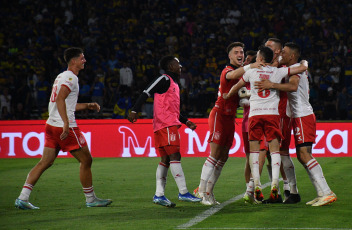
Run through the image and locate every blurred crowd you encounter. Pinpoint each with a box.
[1,0,352,120]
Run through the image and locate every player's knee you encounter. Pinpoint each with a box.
[169,152,181,161]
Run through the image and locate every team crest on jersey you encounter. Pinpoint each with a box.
[79,135,86,144]
[170,133,176,142]
[214,131,221,140]
[69,78,72,81]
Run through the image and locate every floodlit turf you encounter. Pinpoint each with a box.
[1,157,351,230]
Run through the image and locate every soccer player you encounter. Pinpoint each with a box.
[262,38,298,203]
[240,51,258,203]
[127,55,201,208]
[254,42,337,206]
[15,47,112,210]
[194,42,263,205]
[223,46,308,203]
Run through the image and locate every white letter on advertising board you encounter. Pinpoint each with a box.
[1,132,22,156]
[326,130,347,154]
[313,130,325,154]
[185,129,210,154]
[23,132,44,156]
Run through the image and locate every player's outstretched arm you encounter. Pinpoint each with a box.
[76,102,100,112]
[223,79,246,99]
[226,61,265,80]
[289,60,308,75]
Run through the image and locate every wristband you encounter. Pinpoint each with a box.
[243,65,250,72]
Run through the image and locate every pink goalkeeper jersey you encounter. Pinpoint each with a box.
[153,74,182,132]
[242,66,290,117]
[287,63,313,118]
[47,70,79,127]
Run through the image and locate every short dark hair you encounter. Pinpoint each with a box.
[64,47,83,64]
[284,42,301,58]
[226,42,245,54]
[159,55,176,71]
[250,55,257,64]
[267,38,283,49]
[246,50,257,56]
[258,45,274,63]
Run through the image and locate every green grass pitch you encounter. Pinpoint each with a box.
[1,157,351,230]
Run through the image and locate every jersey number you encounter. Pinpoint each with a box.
[50,86,58,102]
[258,89,270,98]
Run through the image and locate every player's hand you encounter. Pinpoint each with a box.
[222,93,229,99]
[88,102,100,112]
[300,60,308,67]
[60,124,69,140]
[127,111,138,123]
[254,79,273,92]
[186,120,197,130]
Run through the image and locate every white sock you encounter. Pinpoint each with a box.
[83,186,96,203]
[155,162,169,196]
[283,179,290,191]
[281,155,298,194]
[270,151,281,187]
[306,158,331,196]
[170,161,188,194]
[18,183,33,201]
[304,166,323,197]
[249,151,261,187]
[199,156,217,194]
[246,178,254,195]
[207,160,225,194]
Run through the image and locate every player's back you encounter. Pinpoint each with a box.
[243,66,289,117]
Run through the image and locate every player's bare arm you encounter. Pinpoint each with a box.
[223,78,246,99]
[56,86,70,140]
[255,75,300,92]
[289,60,308,75]
[226,61,265,80]
[76,102,100,112]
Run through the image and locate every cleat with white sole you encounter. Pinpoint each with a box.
[86,198,112,207]
[306,197,321,205]
[208,193,220,205]
[15,198,39,210]
[243,193,259,204]
[311,193,337,206]
[153,195,176,207]
[178,192,202,202]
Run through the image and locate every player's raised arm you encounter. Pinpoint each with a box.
[223,78,246,99]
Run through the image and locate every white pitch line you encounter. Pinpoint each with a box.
[176,228,352,230]
[176,181,273,229]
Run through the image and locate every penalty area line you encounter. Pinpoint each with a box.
[176,181,273,229]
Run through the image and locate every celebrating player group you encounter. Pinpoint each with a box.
[15,38,336,210]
